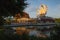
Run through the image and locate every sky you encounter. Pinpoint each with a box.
[24,0,60,18]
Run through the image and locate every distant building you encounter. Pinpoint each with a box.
[36,4,55,23]
[37,16,55,23]
[37,4,48,17]
[21,12,30,18]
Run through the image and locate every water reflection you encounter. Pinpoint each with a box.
[11,25,53,38]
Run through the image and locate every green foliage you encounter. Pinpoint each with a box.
[55,18,60,23]
[50,26,60,40]
[0,16,5,26]
[0,0,27,17]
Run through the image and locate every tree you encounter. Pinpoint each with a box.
[0,0,27,17]
[0,16,5,26]
[0,0,28,26]
[55,18,60,23]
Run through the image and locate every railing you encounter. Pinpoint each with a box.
[1,23,60,38]
[3,23,59,27]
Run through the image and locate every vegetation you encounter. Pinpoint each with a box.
[55,18,60,23]
[0,0,60,40]
[0,16,5,26]
[0,0,28,25]
[0,0,27,17]
[0,26,60,40]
